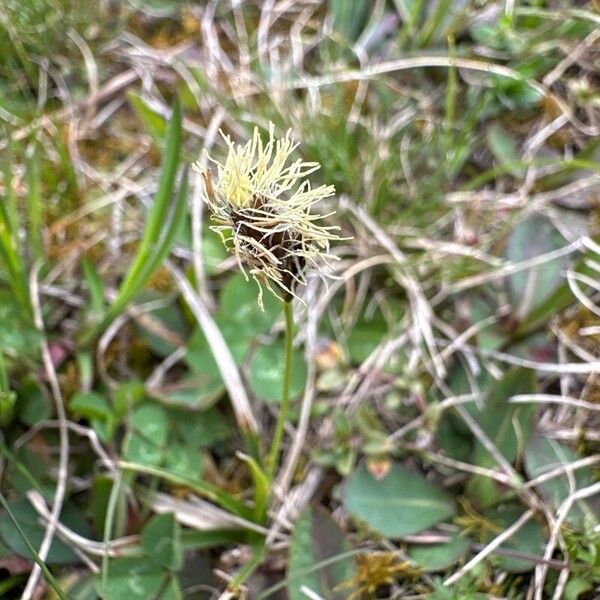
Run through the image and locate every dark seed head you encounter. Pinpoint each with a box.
[229,204,307,298]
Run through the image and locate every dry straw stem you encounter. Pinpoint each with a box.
[279,55,600,136]
[27,491,136,559]
[535,480,600,599]
[21,264,70,600]
[444,509,536,586]
[166,261,259,436]
[142,491,284,539]
[510,394,600,412]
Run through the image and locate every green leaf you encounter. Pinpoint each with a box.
[128,92,168,146]
[98,557,172,599]
[0,390,16,426]
[464,297,506,351]
[408,535,471,572]
[113,381,145,418]
[159,577,183,600]
[81,256,105,318]
[487,124,525,178]
[0,493,69,600]
[0,500,92,564]
[201,224,229,275]
[564,577,593,600]
[164,443,203,479]
[343,463,455,538]
[327,0,370,43]
[142,512,183,571]
[131,403,169,446]
[7,446,54,499]
[466,367,536,506]
[25,141,42,261]
[248,341,307,403]
[64,574,98,600]
[524,437,596,528]
[69,391,112,421]
[436,410,473,464]
[0,292,41,357]
[0,194,30,314]
[123,433,164,467]
[219,273,280,334]
[478,370,536,444]
[346,309,389,364]
[134,294,188,358]
[91,475,113,537]
[237,452,269,523]
[120,463,252,519]
[185,273,283,406]
[123,403,169,467]
[504,215,570,321]
[81,97,184,343]
[181,529,241,550]
[515,240,600,336]
[172,407,231,449]
[483,504,545,572]
[16,377,49,426]
[287,507,356,600]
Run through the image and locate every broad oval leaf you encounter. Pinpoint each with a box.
[343,463,455,538]
[408,535,471,572]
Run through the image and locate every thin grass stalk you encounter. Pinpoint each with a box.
[0,184,31,314]
[267,300,294,480]
[25,143,42,261]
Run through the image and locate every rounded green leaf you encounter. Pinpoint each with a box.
[98,557,173,599]
[131,403,169,446]
[248,341,307,403]
[142,512,183,571]
[123,403,169,466]
[408,535,471,572]
[343,463,455,538]
[164,443,203,479]
[219,273,280,334]
[69,391,111,421]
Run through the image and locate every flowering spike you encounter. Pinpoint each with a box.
[193,124,344,307]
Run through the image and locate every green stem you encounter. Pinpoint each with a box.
[267,300,294,480]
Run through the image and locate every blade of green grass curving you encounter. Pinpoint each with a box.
[80,97,184,344]
[118,461,253,520]
[0,136,31,315]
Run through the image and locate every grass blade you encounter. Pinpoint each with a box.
[80,97,184,344]
[0,492,68,600]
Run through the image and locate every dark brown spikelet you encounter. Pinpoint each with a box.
[230,198,307,300]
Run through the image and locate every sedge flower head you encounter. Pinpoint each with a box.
[193,124,343,308]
